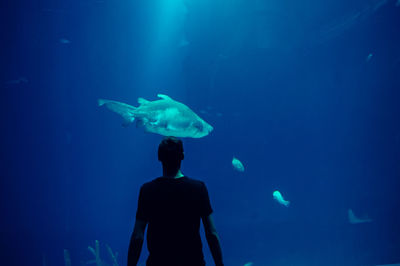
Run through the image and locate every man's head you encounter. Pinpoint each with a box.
[158,137,184,172]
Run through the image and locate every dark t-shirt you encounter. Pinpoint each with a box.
[136,176,213,266]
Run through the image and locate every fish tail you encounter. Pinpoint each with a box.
[98,98,136,126]
[98,99,107,107]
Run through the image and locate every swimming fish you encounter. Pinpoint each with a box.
[244,263,253,266]
[98,94,213,138]
[272,190,290,207]
[232,157,244,172]
[59,38,71,44]
[366,53,373,62]
[348,209,372,224]
[5,76,28,85]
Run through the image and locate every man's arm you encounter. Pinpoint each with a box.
[127,219,147,266]
[202,214,224,266]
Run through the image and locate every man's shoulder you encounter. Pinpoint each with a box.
[183,176,206,187]
[140,176,206,188]
[141,177,162,189]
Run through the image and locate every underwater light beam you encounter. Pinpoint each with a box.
[140,0,188,84]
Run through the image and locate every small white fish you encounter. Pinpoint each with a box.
[366,53,373,62]
[5,76,28,85]
[348,209,372,224]
[232,157,244,172]
[244,263,253,266]
[59,38,71,44]
[273,190,290,207]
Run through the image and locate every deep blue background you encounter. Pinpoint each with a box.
[1,0,399,265]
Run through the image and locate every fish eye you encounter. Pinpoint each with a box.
[193,122,203,130]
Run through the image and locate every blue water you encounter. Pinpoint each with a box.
[1,0,399,265]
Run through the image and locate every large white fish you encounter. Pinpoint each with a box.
[98,94,213,138]
[273,190,290,207]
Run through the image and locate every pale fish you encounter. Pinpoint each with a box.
[59,38,71,44]
[232,157,244,172]
[348,209,372,224]
[98,94,213,138]
[273,190,290,207]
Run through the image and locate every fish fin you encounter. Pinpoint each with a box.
[137,97,149,105]
[98,99,107,106]
[98,99,136,126]
[149,119,164,127]
[348,209,367,224]
[136,117,149,128]
[157,94,173,100]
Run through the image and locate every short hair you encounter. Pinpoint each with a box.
[158,136,184,162]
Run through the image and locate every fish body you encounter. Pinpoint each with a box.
[232,157,244,172]
[272,190,290,207]
[59,38,71,44]
[6,77,28,85]
[348,209,372,224]
[98,94,213,138]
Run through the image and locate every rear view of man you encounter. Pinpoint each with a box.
[128,137,224,266]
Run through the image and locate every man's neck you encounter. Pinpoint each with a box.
[163,169,184,179]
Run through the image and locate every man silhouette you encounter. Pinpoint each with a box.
[128,137,224,266]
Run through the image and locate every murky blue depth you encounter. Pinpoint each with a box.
[1,0,399,265]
